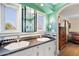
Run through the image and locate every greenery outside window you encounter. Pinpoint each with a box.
[4,6,17,30]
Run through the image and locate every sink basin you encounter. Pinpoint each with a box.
[4,41,30,50]
[37,38,50,42]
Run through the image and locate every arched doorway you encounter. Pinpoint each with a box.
[57,3,79,55]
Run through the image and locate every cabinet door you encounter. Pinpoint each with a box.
[37,41,56,56]
[32,46,38,56]
[7,48,33,56]
[48,40,56,56]
[37,44,47,56]
[38,40,56,56]
[37,41,52,56]
[41,41,55,56]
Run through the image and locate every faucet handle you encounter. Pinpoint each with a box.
[16,39,20,42]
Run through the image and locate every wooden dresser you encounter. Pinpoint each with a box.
[59,19,67,50]
[59,27,66,50]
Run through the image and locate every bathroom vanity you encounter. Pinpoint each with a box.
[6,40,56,56]
[0,32,56,56]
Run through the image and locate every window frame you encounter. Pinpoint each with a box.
[37,11,46,32]
[0,3,22,33]
[0,4,2,32]
[22,6,37,32]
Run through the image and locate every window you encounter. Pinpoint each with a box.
[37,13,46,32]
[22,6,37,32]
[4,6,17,30]
[0,4,21,33]
[37,15,44,30]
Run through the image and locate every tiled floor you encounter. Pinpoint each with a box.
[60,43,79,56]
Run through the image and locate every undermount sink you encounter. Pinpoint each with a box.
[37,38,50,42]
[4,41,30,50]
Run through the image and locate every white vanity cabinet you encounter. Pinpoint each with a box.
[7,40,56,56]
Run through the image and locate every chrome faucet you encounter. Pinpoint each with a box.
[16,35,20,42]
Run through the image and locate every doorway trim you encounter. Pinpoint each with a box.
[56,3,78,55]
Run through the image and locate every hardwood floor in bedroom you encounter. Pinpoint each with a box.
[60,43,79,56]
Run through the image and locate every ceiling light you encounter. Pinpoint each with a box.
[40,4,44,6]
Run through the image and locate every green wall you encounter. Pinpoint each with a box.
[46,13,57,32]
[46,4,65,32]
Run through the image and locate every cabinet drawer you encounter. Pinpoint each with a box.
[59,34,66,38]
[7,48,33,56]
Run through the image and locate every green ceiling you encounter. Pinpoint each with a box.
[22,3,66,14]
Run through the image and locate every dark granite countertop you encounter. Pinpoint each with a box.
[0,37,56,56]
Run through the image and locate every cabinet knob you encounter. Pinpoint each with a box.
[49,47,51,50]
[54,51,56,56]
[36,52,39,56]
[37,46,39,48]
